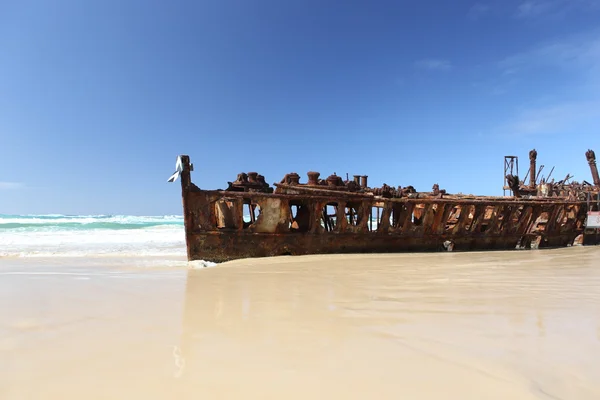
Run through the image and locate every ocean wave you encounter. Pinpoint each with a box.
[0,222,183,230]
[0,214,187,258]
[0,214,184,230]
[0,248,187,258]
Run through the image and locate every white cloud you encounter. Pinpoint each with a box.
[414,59,452,71]
[0,181,24,190]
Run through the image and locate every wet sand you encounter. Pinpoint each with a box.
[1,247,600,399]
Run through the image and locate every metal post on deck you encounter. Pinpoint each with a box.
[179,155,193,192]
[529,149,537,188]
[586,149,600,187]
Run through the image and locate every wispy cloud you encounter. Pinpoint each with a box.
[414,59,452,71]
[467,3,491,20]
[498,30,600,76]
[478,29,600,99]
[504,101,600,135]
[490,86,508,96]
[514,0,600,19]
[492,29,600,135]
[515,0,560,18]
[0,182,24,190]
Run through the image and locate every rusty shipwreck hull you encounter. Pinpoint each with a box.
[184,193,586,262]
[172,149,599,263]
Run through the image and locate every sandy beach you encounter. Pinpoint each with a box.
[2,247,600,399]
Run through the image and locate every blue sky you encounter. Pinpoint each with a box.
[1,0,599,215]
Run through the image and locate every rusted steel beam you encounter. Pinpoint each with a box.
[489,205,508,234]
[542,205,559,235]
[190,190,587,207]
[401,202,415,233]
[420,203,436,235]
[529,149,537,188]
[378,205,391,232]
[515,206,534,235]
[179,155,194,261]
[470,205,487,234]
[435,204,454,235]
[586,149,600,187]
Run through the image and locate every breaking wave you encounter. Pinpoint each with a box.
[0,214,186,257]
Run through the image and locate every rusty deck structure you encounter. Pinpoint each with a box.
[170,149,600,262]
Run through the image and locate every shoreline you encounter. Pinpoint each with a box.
[2,247,600,399]
[1,243,596,270]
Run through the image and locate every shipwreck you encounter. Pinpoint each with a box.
[169,149,600,262]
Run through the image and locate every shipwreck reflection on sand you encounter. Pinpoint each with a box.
[172,248,600,399]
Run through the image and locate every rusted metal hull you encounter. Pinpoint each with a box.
[182,190,589,263]
[186,231,581,263]
[172,150,599,263]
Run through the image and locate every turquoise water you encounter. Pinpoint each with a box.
[0,214,186,257]
[0,214,184,231]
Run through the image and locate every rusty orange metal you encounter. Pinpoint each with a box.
[172,149,600,262]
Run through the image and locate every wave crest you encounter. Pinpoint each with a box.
[0,214,187,257]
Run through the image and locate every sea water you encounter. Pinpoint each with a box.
[0,214,186,258]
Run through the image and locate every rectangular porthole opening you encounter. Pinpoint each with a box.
[289,201,310,232]
[445,206,461,232]
[345,202,362,226]
[215,199,237,229]
[533,210,550,232]
[322,203,338,232]
[411,204,426,226]
[370,206,383,232]
[511,205,525,224]
[479,206,497,233]
[242,199,261,229]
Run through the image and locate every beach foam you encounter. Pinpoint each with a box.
[0,214,186,257]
